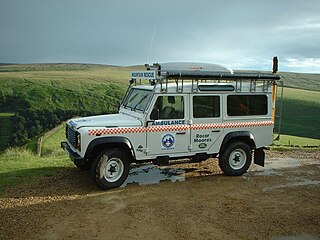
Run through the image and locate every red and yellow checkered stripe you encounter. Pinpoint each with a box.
[147,125,190,133]
[88,127,145,136]
[88,121,273,136]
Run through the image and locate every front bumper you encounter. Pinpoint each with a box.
[61,141,85,163]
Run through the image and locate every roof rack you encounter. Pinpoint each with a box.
[131,62,281,93]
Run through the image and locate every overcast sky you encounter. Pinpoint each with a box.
[1,0,320,73]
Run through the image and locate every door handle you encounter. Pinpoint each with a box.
[212,130,221,133]
[146,120,155,126]
[176,132,186,135]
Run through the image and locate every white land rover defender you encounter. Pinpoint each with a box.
[61,62,281,190]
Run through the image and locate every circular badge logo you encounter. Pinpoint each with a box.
[199,143,207,149]
[162,134,175,149]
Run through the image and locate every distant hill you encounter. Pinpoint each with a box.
[236,70,320,91]
[0,64,143,112]
[278,72,320,91]
[0,64,143,149]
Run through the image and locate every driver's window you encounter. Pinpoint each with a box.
[151,96,184,120]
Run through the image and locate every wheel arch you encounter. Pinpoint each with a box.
[85,136,135,162]
[219,131,256,154]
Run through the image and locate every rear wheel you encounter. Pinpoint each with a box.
[219,141,252,176]
[91,148,130,190]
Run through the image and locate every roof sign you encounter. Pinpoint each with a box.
[131,71,156,80]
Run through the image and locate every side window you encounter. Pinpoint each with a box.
[193,96,220,118]
[151,96,184,119]
[227,95,267,116]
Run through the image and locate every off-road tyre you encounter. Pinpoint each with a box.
[219,141,252,176]
[91,148,130,190]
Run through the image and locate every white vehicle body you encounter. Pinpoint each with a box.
[61,62,281,189]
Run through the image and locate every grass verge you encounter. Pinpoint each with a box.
[0,127,73,195]
[272,134,320,149]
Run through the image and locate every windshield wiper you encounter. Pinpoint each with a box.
[123,93,138,109]
[133,94,148,111]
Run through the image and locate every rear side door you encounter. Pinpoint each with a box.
[190,94,224,153]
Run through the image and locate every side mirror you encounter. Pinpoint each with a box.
[150,108,160,120]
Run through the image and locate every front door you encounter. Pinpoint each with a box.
[146,94,190,156]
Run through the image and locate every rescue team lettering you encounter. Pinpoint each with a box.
[152,120,186,125]
[88,121,273,135]
[194,134,212,143]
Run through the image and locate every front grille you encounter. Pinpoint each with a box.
[66,124,79,149]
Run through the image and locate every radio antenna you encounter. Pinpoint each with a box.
[146,24,157,64]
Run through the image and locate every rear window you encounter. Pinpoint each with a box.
[227,95,267,116]
[193,96,220,118]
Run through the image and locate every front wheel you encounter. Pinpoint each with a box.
[91,148,130,190]
[219,141,252,176]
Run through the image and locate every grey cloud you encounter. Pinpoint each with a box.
[0,0,319,72]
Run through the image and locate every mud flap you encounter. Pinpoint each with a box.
[254,148,265,167]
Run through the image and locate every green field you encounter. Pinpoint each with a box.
[275,87,320,139]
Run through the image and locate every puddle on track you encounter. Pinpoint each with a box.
[121,164,185,187]
[119,158,320,187]
[263,178,320,192]
[249,158,320,176]
[246,158,320,191]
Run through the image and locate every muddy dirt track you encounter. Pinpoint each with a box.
[0,150,320,240]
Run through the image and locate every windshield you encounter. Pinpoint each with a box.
[122,88,153,112]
